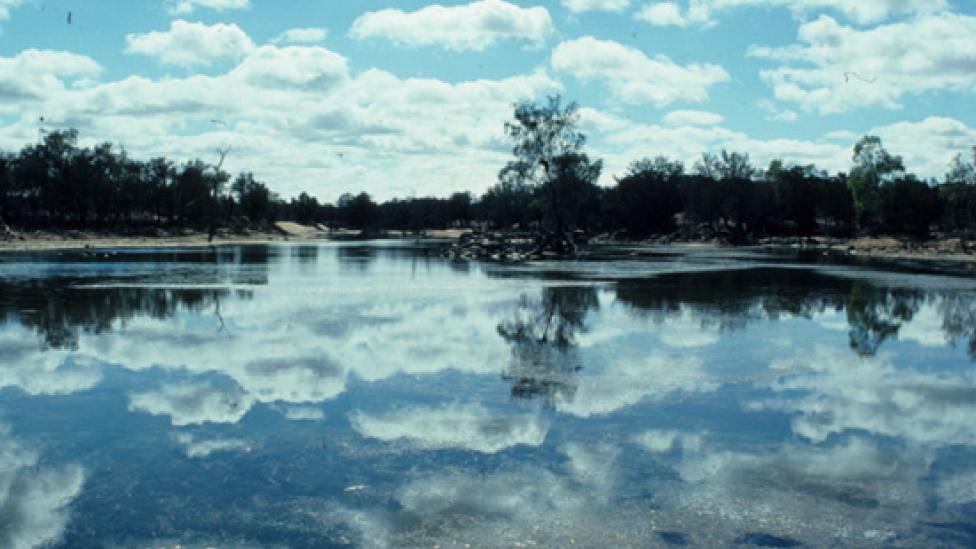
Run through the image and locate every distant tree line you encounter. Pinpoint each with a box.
[1,111,975,240]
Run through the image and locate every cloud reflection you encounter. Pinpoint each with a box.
[350,403,548,453]
[0,426,84,549]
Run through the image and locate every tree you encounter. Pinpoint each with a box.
[946,147,976,185]
[766,161,820,235]
[848,136,904,231]
[0,152,11,228]
[609,156,683,236]
[499,96,601,252]
[338,192,380,232]
[878,176,938,236]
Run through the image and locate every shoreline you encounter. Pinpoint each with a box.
[1,231,974,271]
[0,232,295,253]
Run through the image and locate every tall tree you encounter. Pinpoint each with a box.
[499,96,601,252]
[848,136,904,230]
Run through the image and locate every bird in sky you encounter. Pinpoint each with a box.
[844,72,877,84]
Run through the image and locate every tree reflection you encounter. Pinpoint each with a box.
[613,268,976,360]
[939,296,976,359]
[497,286,599,407]
[846,282,923,356]
[0,280,253,350]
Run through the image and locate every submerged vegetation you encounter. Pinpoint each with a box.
[1,97,974,245]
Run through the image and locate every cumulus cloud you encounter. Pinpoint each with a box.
[551,37,729,106]
[635,0,948,28]
[128,381,254,426]
[558,353,718,417]
[0,0,25,21]
[0,49,100,105]
[165,0,250,16]
[0,40,560,200]
[749,13,976,114]
[583,109,976,181]
[277,405,324,421]
[756,346,976,447]
[0,426,85,549]
[562,0,631,13]
[0,333,102,395]
[349,0,554,52]
[668,437,927,543]
[125,20,256,67]
[271,27,328,45]
[663,109,724,126]
[173,432,251,458]
[350,403,548,453]
[633,429,704,453]
[635,2,712,27]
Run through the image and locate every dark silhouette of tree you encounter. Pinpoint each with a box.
[499,96,602,253]
[878,176,938,236]
[337,192,380,232]
[609,157,683,236]
[497,286,599,407]
[848,136,904,231]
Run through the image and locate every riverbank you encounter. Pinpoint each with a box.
[2,228,974,273]
[0,228,294,252]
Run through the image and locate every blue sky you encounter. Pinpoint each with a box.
[1,0,974,200]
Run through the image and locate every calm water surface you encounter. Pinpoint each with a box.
[1,242,975,548]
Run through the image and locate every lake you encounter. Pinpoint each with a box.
[1,242,975,548]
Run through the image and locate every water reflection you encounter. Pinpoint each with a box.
[497,286,598,407]
[0,244,974,548]
[614,268,976,360]
[0,425,84,548]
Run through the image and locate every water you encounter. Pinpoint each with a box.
[1,242,975,548]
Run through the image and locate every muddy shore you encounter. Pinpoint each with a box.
[1,229,974,274]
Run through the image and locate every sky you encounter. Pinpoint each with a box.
[0,0,974,201]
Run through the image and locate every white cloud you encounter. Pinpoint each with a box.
[750,13,976,114]
[128,381,254,426]
[0,426,85,549]
[278,405,324,421]
[228,44,347,90]
[125,20,256,67]
[758,346,976,446]
[271,27,328,45]
[0,49,100,104]
[635,0,948,28]
[633,429,704,453]
[663,109,724,126]
[0,332,102,395]
[558,353,718,417]
[0,0,25,21]
[669,437,927,542]
[635,2,712,27]
[173,432,251,458]
[562,0,631,13]
[937,470,976,506]
[349,0,554,52]
[551,36,729,106]
[0,40,560,200]
[165,0,250,16]
[872,117,976,181]
[350,403,548,453]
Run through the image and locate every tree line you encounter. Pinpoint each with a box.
[1,99,975,240]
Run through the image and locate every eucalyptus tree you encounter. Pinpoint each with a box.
[848,136,904,231]
[498,96,602,252]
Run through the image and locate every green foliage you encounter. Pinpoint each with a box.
[848,136,905,230]
[609,156,683,236]
[499,95,600,237]
[0,122,973,242]
[337,192,380,232]
[878,176,939,236]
